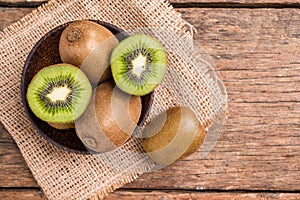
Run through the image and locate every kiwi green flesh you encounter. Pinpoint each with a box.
[26,64,92,123]
[111,34,167,96]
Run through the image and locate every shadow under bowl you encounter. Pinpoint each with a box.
[21,20,154,154]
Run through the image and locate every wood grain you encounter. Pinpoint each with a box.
[0,3,300,198]
[171,0,300,5]
[0,7,32,30]
[0,189,44,200]
[105,191,300,200]
[0,123,37,187]
[0,0,46,7]
[0,0,299,7]
[1,189,300,200]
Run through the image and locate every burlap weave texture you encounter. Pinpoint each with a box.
[0,0,227,199]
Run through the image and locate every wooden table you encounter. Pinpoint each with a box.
[1,0,299,199]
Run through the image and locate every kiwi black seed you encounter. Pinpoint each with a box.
[59,20,119,85]
[142,106,206,165]
[26,64,92,123]
[111,34,167,96]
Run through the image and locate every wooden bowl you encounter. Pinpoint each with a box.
[21,20,154,154]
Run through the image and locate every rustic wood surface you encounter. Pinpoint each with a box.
[1,0,300,7]
[1,190,300,200]
[1,0,300,199]
[171,0,300,5]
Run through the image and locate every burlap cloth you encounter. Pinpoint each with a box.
[0,0,227,199]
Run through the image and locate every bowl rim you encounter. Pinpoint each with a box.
[20,20,154,154]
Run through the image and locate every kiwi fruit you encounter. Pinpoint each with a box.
[26,63,92,123]
[48,122,75,130]
[110,34,167,96]
[142,106,206,165]
[75,81,142,153]
[59,20,119,85]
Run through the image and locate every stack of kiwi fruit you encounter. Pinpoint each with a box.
[26,20,206,165]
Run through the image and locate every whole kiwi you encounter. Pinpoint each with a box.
[75,81,142,153]
[142,106,206,165]
[59,20,119,85]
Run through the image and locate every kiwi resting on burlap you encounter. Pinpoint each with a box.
[75,81,142,153]
[59,20,119,85]
[142,106,206,165]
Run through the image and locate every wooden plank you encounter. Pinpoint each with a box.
[1,189,300,200]
[0,0,46,7]
[0,0,299,7]
[0,6,300,192]
[0,189,44,200]
[105,191,300,200]
[171,0,300,5]
[0,7,32,30]
[0,123,37,187]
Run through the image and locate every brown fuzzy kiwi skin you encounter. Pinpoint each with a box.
[59,20,119,85]
[75,81,142,153]
[142,106,206,165]
[48,122,75,130]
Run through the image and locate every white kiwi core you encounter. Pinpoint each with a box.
[131,53,147,78]
[46,85,72,102]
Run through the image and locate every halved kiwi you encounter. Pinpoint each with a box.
[26,64,92,123]
[110,34,167,96]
